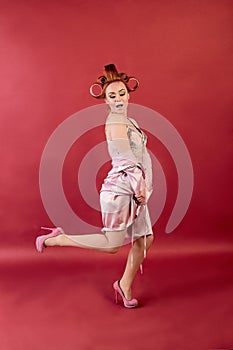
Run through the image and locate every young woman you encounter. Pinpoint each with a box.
[36,64,154,308]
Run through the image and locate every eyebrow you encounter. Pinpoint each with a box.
[108,88,126,94]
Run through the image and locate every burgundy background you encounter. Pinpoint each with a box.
[0,1,232,349]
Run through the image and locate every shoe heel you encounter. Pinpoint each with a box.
[115,290,118,304]
[41,227,64,234]
[113,280,138,308]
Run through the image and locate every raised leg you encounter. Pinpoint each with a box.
[44,230,127,254]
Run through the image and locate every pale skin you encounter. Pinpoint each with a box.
[45,81,153,300]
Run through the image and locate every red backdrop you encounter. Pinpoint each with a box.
[0,0,232,249]
[0,1,233,350]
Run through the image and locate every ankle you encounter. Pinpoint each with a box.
[45,234,63,247]
[119,279,131,292]
[119,280,132,300]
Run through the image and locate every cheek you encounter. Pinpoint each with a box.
[107,100,114,106]
[124,91,130,101]
[105,100,115,110]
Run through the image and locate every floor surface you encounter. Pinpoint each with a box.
[0,240,232,350]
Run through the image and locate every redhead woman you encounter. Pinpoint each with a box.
[36,64,154,308]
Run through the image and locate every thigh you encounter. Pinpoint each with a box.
[126,205,153,241]
[100,191,132,231]
[105,229,126,249]
[133,234,154,254]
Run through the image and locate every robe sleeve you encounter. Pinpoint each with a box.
[105,113,147,199]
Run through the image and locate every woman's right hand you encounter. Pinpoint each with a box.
[135,191,146,205]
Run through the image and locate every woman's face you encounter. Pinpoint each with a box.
[105,81,129,114]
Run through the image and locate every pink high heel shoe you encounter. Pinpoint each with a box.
[35,227,64,253]
[113,280,138,308]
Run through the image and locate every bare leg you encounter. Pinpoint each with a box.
[119,235,154,299]
[44,230,126,254]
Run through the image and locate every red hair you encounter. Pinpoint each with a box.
[90,64,139,99]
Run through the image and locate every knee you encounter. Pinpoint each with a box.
[134,234,154,252]
[146,234,154,249]
[104,246,120,254]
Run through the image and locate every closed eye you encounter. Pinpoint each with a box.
[108,93,116,99]
[119,89,126,96]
